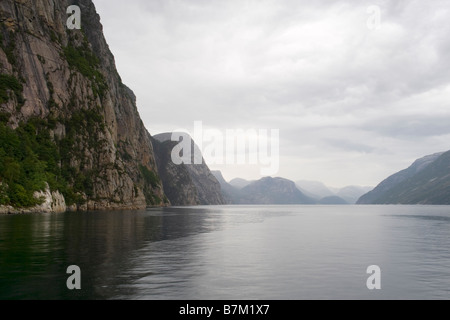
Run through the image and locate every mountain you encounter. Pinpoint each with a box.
[212,172,316,205]
[153,133,225,206]
[295,186,323,200]
[357,152,445,204]
[151,135,198,206]
[213,172,366,205]
[211,171,241,204]
[295,180,335,199]
[357,151,450,204]
[238,177,316,205]
[229,178,252,189]
[0,0,166,213]
[319,196,348,205]
[336,186,373,204]
[296,180,371,204]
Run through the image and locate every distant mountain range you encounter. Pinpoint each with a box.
[151,131,372,207]
[212,172,372,205]
[212,172,315,205]
[229,178,253,189]
[295,181,372,204]
[152,133,450,207]
[334,186,375,204]
[295,181,335,199]
[319,196,349,205]
[152,141,450,206]
[358,151,450,205]
[238,177,316,205]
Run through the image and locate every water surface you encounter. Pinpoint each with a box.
[1,205,449,300]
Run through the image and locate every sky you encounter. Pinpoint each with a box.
[92,0,450,187]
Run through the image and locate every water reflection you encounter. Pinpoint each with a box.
[1,206,450,300]
[0,208,226,300]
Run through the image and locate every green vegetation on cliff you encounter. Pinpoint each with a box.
[0,118,56,207]
[58,107,107,205]
[139,164,163,205]
[0,108,107,208]
[0,74,24,105]
[0,30,17,68]
[63,42,107,99]
[0,1,166,210]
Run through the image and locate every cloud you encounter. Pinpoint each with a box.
[93,0,450,186]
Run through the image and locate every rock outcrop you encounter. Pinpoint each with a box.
[0,0,165,212]
[0,183,66,214]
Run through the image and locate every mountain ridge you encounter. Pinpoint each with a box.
[212,172,317,205]
[239,177,316,205]
[357,151,446,204]
[357,151,450,204]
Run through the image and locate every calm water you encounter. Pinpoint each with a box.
[0,205,450,300]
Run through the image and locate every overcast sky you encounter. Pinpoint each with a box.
[93,0,450,187]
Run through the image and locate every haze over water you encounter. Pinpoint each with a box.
[1,205,449,300]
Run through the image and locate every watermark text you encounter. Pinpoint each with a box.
[171,121,279,176]
[67,5,81,30]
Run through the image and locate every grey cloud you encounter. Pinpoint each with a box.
[361,115,450,139]
[324,139,375,154]
[93,0,450,186]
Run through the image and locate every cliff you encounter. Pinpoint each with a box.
[0,0,166,212]
[153,133,225,206]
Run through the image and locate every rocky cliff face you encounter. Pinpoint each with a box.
[152,136,199,206]
[153,133,225,206]
[0,0,165,212]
